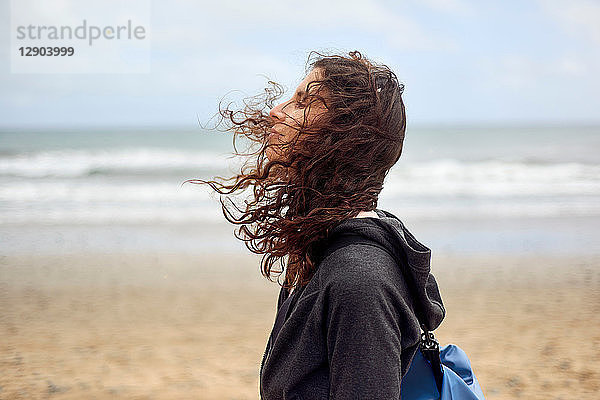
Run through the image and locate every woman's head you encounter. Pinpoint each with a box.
[266,53,406,167]
[184,50,406,290]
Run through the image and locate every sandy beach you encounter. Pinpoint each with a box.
[1,251,599,399]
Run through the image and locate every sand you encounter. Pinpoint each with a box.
[1,251,599,399]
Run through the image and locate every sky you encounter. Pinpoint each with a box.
[0,0,599,129]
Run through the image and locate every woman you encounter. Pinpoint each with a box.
[185,51,445,399]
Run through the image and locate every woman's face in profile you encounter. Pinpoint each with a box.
[267,68,326,161]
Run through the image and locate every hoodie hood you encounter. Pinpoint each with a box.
[325,208,446,331]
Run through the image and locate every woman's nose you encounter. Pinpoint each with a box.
[269,102,286,121]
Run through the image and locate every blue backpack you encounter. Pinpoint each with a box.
[401,326,486,399]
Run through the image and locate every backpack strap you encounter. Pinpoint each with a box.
[320,232,444,392]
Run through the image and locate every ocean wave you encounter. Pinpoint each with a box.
[0,148,239,178]
[1,158,599,200]
[2,150,600,224]
[2,199,599,225]
[1,149,599,182]
[386,158,600,196]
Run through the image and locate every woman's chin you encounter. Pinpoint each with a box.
[265,149,275,162]
[265,146,283,163]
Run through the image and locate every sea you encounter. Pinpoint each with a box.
[1,125,599,255]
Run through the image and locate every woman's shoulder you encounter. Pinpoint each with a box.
[316,239,402,292]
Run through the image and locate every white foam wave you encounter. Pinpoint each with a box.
[2,156,599,224]
[0,148,240,178]
[2,198,599,225]
[386,159,600,196]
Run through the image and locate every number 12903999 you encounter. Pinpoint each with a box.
[19,47,75,56]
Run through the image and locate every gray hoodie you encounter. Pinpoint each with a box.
[259,208,446,399]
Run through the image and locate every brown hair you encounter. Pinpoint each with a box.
[183,50,406,291]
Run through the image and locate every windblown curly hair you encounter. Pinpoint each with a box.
[183,50,406,291]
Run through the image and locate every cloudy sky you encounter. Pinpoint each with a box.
[1,0,599,128]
